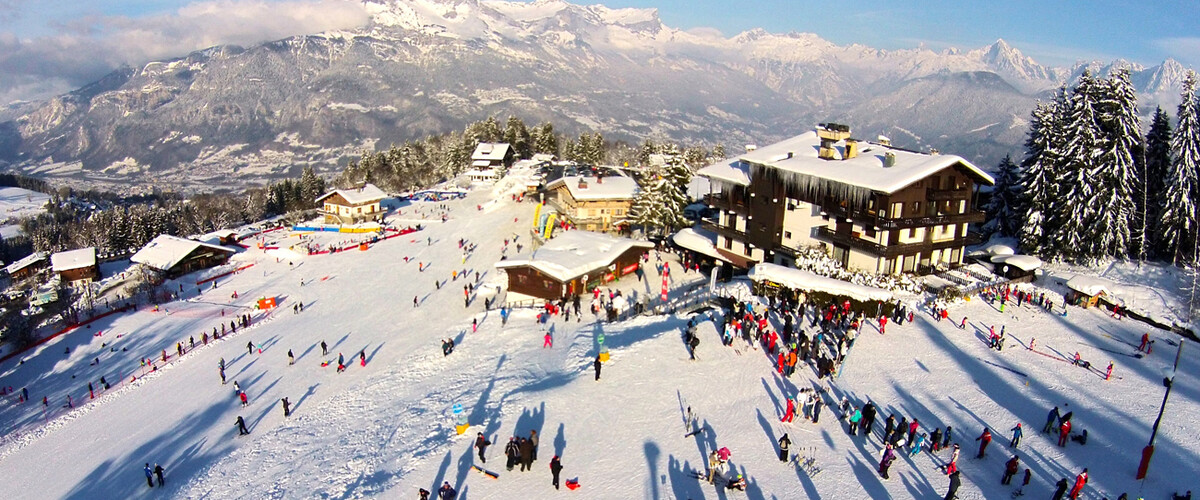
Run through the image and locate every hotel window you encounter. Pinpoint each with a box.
[743,242,752,256]
[784,231,792,239]
[724,237,733,250]
[865,227,876,238]
[910,202,921,216]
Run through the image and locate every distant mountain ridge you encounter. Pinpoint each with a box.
[0,0,1190,192]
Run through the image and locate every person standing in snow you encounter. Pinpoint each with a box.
[944,469,961,500]
[247,341,253,355]
[529,430,539,462]
[811,396,823,424]
[1001,455,1019,484]
[549,455,563,490]
[975,428,992,458]
[437,482,455,500]
[782,397,796,423]
[321,341,328,356]
[945,444,960,475]
[288,349,295,365]
[236,415,249,435]
[518,437,534,471]
[707,450,721,483]
[1016,468,1031,496]
[1052,477,1070,500]
[1009,423,1023,448]
[543,332,552,348]
[909,433,926,457]
[848,406,862,435]
[1069,468,1088,499]
[593,356,602,381]
[908,419,920,445]
[861,402,876,436]
[475,433,491,463]
[884,415,896,443]
[878,443,897,480]
[505,438,520,471]
[240,391,249,408]
[282,397,291,417]
[930,427,943,452]
[943,426,953,449]
[778,433,791,462]
[418,488,430,500]
[1058,419,1072,447]
[144,463,154,488]
[154,463,165,486]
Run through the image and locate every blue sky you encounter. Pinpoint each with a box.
[1,0,1197,103]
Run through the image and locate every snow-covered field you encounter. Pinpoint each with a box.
[0,187,1197,499]
[0,187,50,239]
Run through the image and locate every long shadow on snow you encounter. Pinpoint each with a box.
[513,402,545,451]
[644,441,661,500]
[60,397,237,500]
[430,450,451,494]
[553,422,566,457]
[667,455,707,500]
[292,383,320,414]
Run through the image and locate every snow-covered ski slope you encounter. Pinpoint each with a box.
[0,186,1198,499]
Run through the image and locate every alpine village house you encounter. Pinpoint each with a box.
[316,184,387,225]
[697,124,994,275]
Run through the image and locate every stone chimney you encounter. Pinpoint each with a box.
[817,123,851,160]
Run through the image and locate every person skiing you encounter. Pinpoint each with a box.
[1044,406,1060,434]
[1010,423,1023,448]
[688,332,700,360]
[288,349,295,365]
[778,433,791,462]
[975,427,992,458]
[154,463,165,486]
[1002,454,1020,485]
[505,438,520,471]
[543,332,552,348]
[236,415,249,435]
[909,432,926,457]
[1016,468,1032,496]
[475,432,491,463]
[437,481,456,500]
[282,397,291,417]
[782,397,796,423]
[240,391,249,407]
[878,443,896,480]
[1069,468,1088,499]
[944,469,961,500]
[144,463,154,488]
[593,355,602,381]
[550,455,563,490]
[1139,332,1150,352]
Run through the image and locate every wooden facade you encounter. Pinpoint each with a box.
[503,246,645,301]
[549,183,633,233]
[58,264,100,284]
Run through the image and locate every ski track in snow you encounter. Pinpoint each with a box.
[0,180,1199,499]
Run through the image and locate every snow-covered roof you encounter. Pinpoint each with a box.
[547,174,639,201]
[471,143,512,162]
[748,262,893,302]
[672,227,725,262]
[698,130,994,194]
[131,235,235,272]
[984,244,1016,257]
[471,160,493,168]
[1066,275,1112,297]
[315,184,387,205]
[51,247,97,272]
[990,254,1042,271]
[198,229,239,245]
[495,231,653,282]
[5,251,47,274]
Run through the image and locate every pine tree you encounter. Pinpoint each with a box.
[504,116,532,160]
[985,154,1023,238]
[299,166,326,208]
[1055,73,1104,263]
[1018,98,1062,256]
[1160,72,1200,264]
[1090,68,1141,259]
[1145,107,1173,258]
[628,181,662,235]
[532,122,559,157]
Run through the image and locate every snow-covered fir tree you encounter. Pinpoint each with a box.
[1091,67,1142,259]
[1145,106,1173,258]
[984,154,1023,238]
[1160,72,1200,264]
[1054,73,1105,262]
[1018,97,1063,256]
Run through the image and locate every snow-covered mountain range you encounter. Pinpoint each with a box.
[0,0,1191,191]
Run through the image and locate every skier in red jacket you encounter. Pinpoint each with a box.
[975,428,992,458]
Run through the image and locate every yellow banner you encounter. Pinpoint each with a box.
[544,213,557,239]
[532,203,543,230]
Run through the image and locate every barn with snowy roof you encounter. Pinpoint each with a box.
[494,231,652,303]
[130,235,236,279]
[50,247,99,285]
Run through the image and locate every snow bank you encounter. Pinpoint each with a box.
[991,254,1042,271]
[1066,275,1114,297]
[747,262,893,302]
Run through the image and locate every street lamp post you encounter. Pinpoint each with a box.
[1137,339,1185,480]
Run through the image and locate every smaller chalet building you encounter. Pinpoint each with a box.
[471,143,514,170]
[316,184,387,225]
[51,247,100,285]
[545,172,639,233]
[4,252,48,281]
[131,235,236,279]
[495,231,653,303]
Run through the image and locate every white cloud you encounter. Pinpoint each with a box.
[0,0,370,103]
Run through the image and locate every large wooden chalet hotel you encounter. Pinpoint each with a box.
[697,124,994,275]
